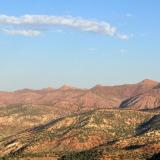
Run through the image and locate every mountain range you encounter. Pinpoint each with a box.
[0,79,160,160]
[0,79,159,112]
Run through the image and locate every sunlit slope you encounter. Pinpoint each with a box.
[0,104,63,140]
[0,109,159,160]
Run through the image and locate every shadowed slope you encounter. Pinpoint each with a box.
[120,87,160,110]
[136,114,160,135]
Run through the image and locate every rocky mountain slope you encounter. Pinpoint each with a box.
[120,83,160,110]
[0,109,159,160]
[0,79,159,111]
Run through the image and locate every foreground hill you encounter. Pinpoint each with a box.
[0,109,159,160]
[0,104,69,141]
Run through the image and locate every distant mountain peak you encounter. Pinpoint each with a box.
[59,85,77,90]
[93,84,103,88]
[139,79,159,85]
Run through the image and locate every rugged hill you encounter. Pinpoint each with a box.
[0,109,159,160]
[120,86,160,110]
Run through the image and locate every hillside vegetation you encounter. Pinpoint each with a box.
[0,109,159,160]
[0,104,63,140]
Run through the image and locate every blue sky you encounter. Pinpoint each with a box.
[0,0,160,90]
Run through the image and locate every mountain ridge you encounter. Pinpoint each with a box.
[0,79,159,111]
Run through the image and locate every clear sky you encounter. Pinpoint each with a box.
[0,0,160,90]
